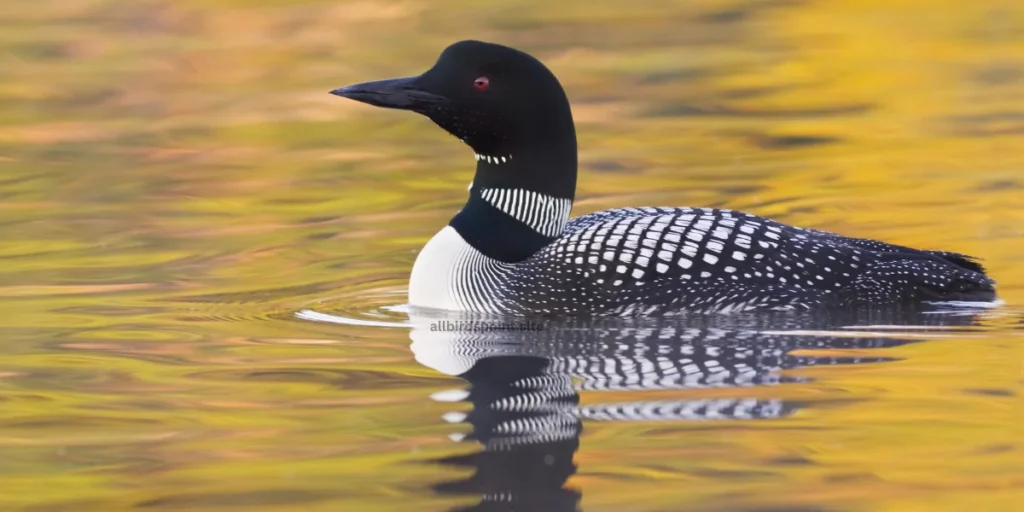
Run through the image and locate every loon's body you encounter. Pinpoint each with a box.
[331,40,996,315]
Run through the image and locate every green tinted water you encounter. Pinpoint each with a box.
[1,0,1022,510]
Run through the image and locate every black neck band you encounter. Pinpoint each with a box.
[450,191,558,263]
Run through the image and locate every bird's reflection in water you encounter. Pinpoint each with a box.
[410,309,983,512]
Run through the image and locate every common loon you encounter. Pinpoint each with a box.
[330,40,996,315]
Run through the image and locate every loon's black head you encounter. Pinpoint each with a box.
[331,40,577,198]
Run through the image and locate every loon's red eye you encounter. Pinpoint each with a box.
[473,76,490,91]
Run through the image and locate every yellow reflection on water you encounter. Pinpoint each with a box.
[0,0,1022,510]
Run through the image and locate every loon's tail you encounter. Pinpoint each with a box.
[924,250,988,275]
[865,252,996,303]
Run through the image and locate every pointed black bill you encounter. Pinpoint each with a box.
[330,76,445,110]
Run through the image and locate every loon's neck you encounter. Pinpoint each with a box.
[449,124,577,263]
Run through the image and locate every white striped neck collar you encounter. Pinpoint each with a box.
[478,187,572,238]
[474,153,512,165]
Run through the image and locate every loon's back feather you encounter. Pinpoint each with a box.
[489,206,996,315]
[786,227,990,275]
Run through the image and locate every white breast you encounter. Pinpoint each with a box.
[411,226,505,311]
[409,226,466,310]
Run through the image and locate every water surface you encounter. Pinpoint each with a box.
[1,0,1023,510]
